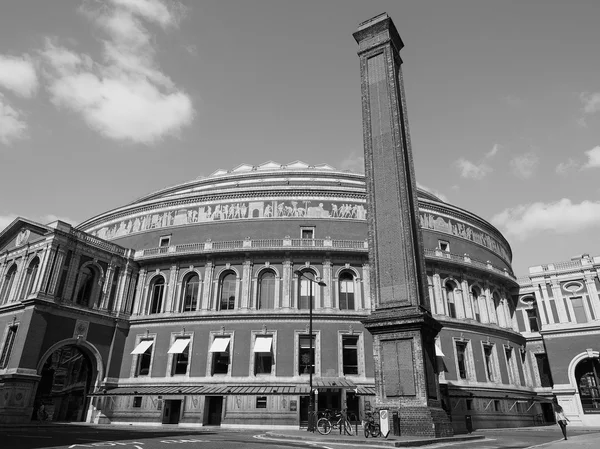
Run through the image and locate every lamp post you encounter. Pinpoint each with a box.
[295,269,326,432]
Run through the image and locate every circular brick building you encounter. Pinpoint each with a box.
[73,161,535,430]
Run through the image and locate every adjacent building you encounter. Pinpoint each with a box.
[517,256,600,427]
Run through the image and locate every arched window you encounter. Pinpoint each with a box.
[298,271,315,310]
[76,266,97,306]
[0,264,17,304]
[181,273,200,312]
[219,272,236,310]
[258,270,276,310]
[471,287,481,322]
[148,277,165,314]
[576,357,600,413]
[21,257,40,299]
[445,282,457,318]
[339,272,355,310]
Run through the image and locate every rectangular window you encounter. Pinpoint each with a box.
[535,354,553,388]
[159,236,171,247]
[494,400,501,412]
[466,399,473,410]
[209,337,231,375]
[505,347,516,385]
[526,309,540,332]
[456,342,468,379]
[548,298,560,323]
[483,345,495,382]
[132,339,154,377]
[0,325,18,369]
[586,296,596,320]
[254,336,273,375]
[256,396,267,409]
[133,396,142,408]
[562,298,572,322]
[168,338,191,376]
[438,240,450,252]
[301,228,314,239]
[571,297,588,323]
[299,335,315,375]
[342,336,359,375]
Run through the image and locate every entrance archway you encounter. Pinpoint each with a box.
[33,345,94,422]
[576,357,600,414]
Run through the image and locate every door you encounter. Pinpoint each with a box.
[162,400,182,424]
[207,396,223,425]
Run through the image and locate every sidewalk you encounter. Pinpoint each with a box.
[266,428,484,447]
[539,433,600,448]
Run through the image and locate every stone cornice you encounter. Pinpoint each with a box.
[438,318,525,344]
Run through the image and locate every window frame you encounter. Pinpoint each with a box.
[452,338,474,381]
[444,282,457,318]
[300,227,315,240]
[20,257,40,299]
[181,272,201,312]
[167,332,193,377]
[257,269,277,310]
[0,323,19,369]
[131,335,156,378]
[148,276,166,314]
[0,264,18,305]
[482,342,500,383]
[251,331,277,376]
[256,396,267,409]
[207,331,235,377]
[295,330,320,377]
[503,345,519,386]
[338,271,356,311]
[159,236,171,247]
[218,271,237,311]
[438,240,450,252]
[297,269,317,310]
[340,333,361,376]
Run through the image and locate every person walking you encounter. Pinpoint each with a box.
[554,402,570,440]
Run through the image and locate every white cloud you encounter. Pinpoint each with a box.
[40,0,194,144]
[556,158,579,175]
[455,158,492,180]
[583,146,600,169]
[0,93,28,145]
[510,152,538,179]
[492,199,600,240]
[0,54,38,98]
[485,143,502,158]
[339,152,364,173]
[580,92,600,115]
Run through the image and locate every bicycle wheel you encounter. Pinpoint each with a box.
[316,418,332,435]
[370,423,380,437]
[343,419,355,436]
[363,423,370,438]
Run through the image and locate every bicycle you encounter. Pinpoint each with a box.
[316,409,355,436]
[363,410,381,438]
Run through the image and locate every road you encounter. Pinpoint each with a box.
[0,425,597,449]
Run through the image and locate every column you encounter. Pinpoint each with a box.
[432,273,445,316]
[361,262,371,310]
[165,264,179,312]
[38,245,58,294]
[48,250,67,297]
[484,284,497,324]
[100,263,115,309]
[241,259,252,309]
[551,281,569,323]
[201,261,214,310]
[461,279,472,319]
[584,275,600,319]
[115,264,133,313]
[323,259,332,309]
[32,244,52,294]
[133,268,147,315]
[62,252,81,301]
[533,286,549,325]
[282,258,292,309]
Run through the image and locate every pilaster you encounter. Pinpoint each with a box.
[533,286,549,325]
[584,275,600,319]
[461,279,472,319]
[551,281,569,323]
[100,263,115,309]
[323,258,332,309]
[133,268,147,315]
[48,250,66,297]
[165,264,179,312]
[362,262,371,310]
[432,273,445,316]
[282,258,292,309]
[62,252,81,301]
[201,261,214,310]
[32,244,52,294]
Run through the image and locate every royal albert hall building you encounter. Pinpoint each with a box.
[0,161,547,431]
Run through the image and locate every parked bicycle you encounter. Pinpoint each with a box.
[316,409,355,436]
[363,410,381,438]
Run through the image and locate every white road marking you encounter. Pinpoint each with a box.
[525,438,566,449]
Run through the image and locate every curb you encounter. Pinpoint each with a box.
[265,431,485,447]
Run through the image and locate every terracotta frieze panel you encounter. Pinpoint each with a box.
[87,199,368,240]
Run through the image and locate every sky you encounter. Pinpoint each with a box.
[1,0,600,276]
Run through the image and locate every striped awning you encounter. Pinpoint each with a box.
[90,384,311,396]
[355,385,376,396]
[312,378,356,388]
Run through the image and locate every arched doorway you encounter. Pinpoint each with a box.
[33,345,93,422]
[576,357,600,414]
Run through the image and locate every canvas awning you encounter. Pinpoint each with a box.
[209,337,230,353]
[435,341,445,357]
[312,377,356,388]
[90,384,312,396]
[168,338,190,354]
[253,336,273,353]
[131,340,153,355]
[355,385,376,396]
